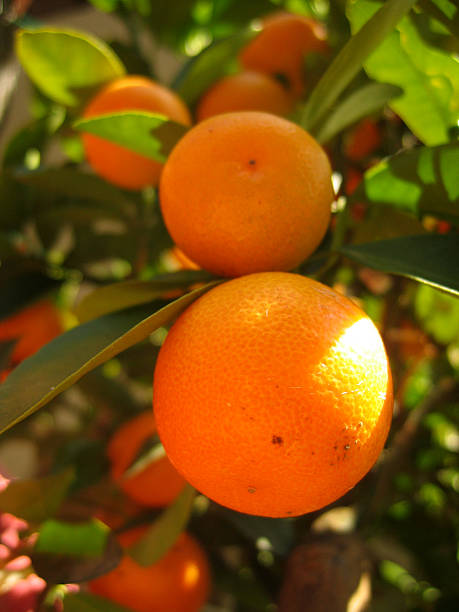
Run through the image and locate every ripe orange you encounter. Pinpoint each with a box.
[89,528,210,612]
[239,12,329,97]
[195,70,294,121]
[81,75,192,190]
[159,111,333,277]
[344,118,381,162]
[153,272,393,518]
[0,300,62,379]
[108,411,186,507]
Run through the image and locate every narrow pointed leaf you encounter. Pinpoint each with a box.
[75,271,215,323]
[316,82,402,143]
[15,28,125,106]
[339,234,459,295]
[301,0,417,132]
[173,29,254,105]
[0,284,217,435]
[128,484,196,567]
[74,112,189,161]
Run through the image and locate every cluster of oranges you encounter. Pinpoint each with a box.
[76,12,394,611]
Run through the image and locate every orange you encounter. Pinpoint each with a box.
[81,75,192,190]
[195,70,294,121]
[153,272,393,518]
[108,411,186,507]
[89,528,210,612]
[159,111,333,277]
[344,118,381,162]
[239,12,329,97]
[0,300,62,378]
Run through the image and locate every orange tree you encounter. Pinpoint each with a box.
[0,1,458,611]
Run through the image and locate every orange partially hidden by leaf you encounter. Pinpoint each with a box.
[160,111,333,277]
[0,300,62,380]
[154,272,393,518]
[81,75,192,190]
[239,12,329,97]
[196,70,294,121]
[108,412,186,507]
[89,528,210,612]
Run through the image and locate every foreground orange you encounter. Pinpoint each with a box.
[154,272,393,518]
[108,411,186,507]
[160,111,333,277]
[196,70,294,121]
[239,12,329,97]
[0,299,62,381]
[89,529,210,612]
[81,75,191,190]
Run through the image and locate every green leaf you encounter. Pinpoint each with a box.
[36,519,110,557]
[220,510,294,556]
[75,271,216,323]
[0,283,217,435]
[15,28,125,107]
[64,592,133,612]
[316,82,402,143]
[418,0,459,38]
[16,168,136,218]
[300,0,417,132]
[0,469,74,523]
[173,29,254,105]
[128,484,196,567]
[339,234,459,296]
[348,1,459,145]
[415,284,459,344]
[74,112,189,162]
[32,528,122,583]
[352,142,459,220]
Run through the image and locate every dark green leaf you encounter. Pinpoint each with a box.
[36,519,110,557]
[0,469,74,523]
[221,509,294,556]
[15,28,125,106]
[418,0,459,38]
[301,0,417,132]
[348,1,459,145]
[339,234,459,295]
[74,112,188,162]
[64,592,133,612]
[316,82,402,143]
[128,484,196,566]
[0,284,217,434]
[75,271,216,323]
[173,29,254,105]
[352,142,459,220]
[33,529,122,584]
[16,168,136,218]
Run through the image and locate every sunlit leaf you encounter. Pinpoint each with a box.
[15,28,125,106]
[348,0,459,145]
[0,284,217,435]
[128,484,196,566]
[352,142,459,220]
[340,234,459,295]
[301,0,417,132]
[74,112,188,162]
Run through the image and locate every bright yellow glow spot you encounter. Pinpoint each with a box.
[183,562,199,588]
